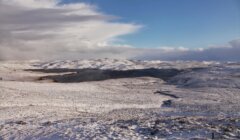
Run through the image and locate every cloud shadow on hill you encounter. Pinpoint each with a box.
[26,68,186,83]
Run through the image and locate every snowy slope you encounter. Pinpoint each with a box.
[36,58,216,70]
[0,59,240,139]
[169,62,240,88]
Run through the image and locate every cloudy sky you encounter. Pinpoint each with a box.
[0,0,239,61]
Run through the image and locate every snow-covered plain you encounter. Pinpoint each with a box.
[0,59,240,139]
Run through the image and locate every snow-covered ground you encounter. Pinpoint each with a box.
[0,59,240,139]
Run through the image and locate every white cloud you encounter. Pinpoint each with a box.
[0,0,141,60]
[133,39,240,61]
[1,0,57,8]
[58,38,240,61]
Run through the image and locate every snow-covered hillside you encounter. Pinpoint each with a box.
[0,59,240,139]
[36,58,217,70]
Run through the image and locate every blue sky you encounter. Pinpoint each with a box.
[62,0,240,48]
